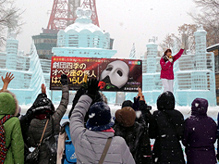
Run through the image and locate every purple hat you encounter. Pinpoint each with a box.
[191,98,208,116]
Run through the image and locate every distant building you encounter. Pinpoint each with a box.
[207,43,219,104]
[32,29,58,60]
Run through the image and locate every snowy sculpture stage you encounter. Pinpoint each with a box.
[0,7,216,106]
[52,8,118,103]
[142,26,216,106]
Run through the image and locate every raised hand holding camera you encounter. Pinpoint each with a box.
[60,74,68,85]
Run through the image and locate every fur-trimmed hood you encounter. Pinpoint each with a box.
[0,89,19,116]
[99,92,108,104]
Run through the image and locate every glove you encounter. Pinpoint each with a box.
[133,96,140,111]
[92,91,103,104]
[82,81,88,90]
[168,57,173,63]
[60,74,68,85]
[87,78,100,100]
[139,100,153,124]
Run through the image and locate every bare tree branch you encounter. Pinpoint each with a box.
[190,0,219,46]
[160,24,197,54]
[0,0,23,47]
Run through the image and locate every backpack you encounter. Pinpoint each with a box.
[0,115,13,163]
[62,124,77,164]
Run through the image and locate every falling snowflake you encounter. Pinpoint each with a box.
[89,113,95,118]
[161,134,166,138]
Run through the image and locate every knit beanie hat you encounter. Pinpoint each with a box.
[115,107,136,127]
[86,102,114,131]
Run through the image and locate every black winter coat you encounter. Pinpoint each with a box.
[114,100,152,164]
[20,85,69,164]
[138,100,153,126]
[149,92,185,164]
[114,122,152,164]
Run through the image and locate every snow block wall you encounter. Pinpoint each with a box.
[142,26,216,106]
[0,33,45,105]
[142,38,162,105]
[175,26,216,106]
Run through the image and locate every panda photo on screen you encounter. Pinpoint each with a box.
[100,60,130,90]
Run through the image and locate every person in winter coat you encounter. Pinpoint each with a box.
[160,35,186,93]
[0,72,24,164]
[149,91,185,164]
[20,74,69,164]
[121,88,153,126]
[70,79,135,164]
[56,122,75,164]
[114,106,152,164]
[183,98,217,164]
[115,88,152,164]
[57,84,108,164]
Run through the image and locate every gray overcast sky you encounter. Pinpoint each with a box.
[15,0,196,58]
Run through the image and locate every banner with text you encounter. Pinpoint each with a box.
[50,57,142,92]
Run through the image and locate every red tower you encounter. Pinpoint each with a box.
[47,0,99,30]
[47,0,79,30]
[81,0,100,27]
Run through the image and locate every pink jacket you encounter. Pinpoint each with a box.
[160,49,184,80]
